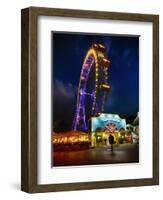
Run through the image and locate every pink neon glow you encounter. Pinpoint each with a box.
[83,63,90,68]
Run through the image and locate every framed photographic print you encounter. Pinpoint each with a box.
[21,7,159,193]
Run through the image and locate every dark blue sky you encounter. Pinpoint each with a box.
[53,33,139,131]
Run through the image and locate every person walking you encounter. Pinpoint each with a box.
[109,134,114,152]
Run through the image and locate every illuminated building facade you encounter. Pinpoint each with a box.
[91,113,128,146]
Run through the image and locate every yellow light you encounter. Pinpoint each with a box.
[98,44,105,48]
[93,44,98,48]
[103,58,110,65]
[100,84,110,89]
[81,76,85,80]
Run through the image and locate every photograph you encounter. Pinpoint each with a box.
[52,32,139,167]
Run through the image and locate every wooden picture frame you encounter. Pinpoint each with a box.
[21,7,159,193]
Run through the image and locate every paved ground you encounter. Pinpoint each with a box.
[53,143,139,167]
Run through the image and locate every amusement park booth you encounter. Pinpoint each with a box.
[91,113,131,147]
[53,131,91,151]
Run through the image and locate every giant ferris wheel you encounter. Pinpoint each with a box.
[72,43,111,131]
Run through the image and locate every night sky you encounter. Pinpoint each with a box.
[53,33,139,132]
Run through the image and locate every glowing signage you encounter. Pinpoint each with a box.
[91,113,126,132]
